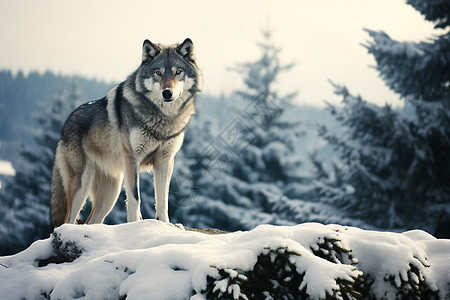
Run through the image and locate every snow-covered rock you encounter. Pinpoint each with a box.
[0,221,448,299]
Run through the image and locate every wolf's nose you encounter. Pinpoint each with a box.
[162,89,173,101]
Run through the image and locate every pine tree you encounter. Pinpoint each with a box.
[0,82,82,254]
[362,0,449,102]
[168,28,331,231]
[233,28,296,105]
[363,28,449,102]
[315,1,450,237]
[229,27,301,184]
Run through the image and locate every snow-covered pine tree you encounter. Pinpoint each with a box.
[0,82,82,254]
[227,27,301,184]
[315,1,450,237]
[363,33,448,102]
[167,28,333,231]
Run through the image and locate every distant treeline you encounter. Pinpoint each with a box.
[0,70,114,140]
[0,70,114,162]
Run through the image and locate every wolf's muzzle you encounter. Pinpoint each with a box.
[162,89,174,102]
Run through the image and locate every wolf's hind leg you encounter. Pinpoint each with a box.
[67,167,93,224]
[86,170,123,224]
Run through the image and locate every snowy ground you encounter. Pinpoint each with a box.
[0,220,449,299]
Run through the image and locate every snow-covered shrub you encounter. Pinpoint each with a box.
[38,230,84,267]
[3,222,445,300]
[203,246,363,300]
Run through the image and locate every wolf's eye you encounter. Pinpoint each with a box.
[175,69,183,75]
[155,70,162,76]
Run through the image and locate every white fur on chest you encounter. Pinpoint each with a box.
[129,127,184,162]
[129,128,159,158]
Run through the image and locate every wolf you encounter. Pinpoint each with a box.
[50,38,202,228]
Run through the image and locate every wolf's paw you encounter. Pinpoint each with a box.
[155,215,170,223]
[127,211,143,222]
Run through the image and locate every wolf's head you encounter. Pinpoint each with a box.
[135,38,202,104]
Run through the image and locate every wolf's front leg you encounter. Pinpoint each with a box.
[124,158,143,222]
[153,157,174,223]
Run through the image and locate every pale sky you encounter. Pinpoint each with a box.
[0,0,443,107]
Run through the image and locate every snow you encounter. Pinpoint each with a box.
[363,29,426,59]
[0,160,15,177]
[0,220,448,299]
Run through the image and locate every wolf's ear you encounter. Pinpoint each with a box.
[177,38,195,61]
[142,40,160,63]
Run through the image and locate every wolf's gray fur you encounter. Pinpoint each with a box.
[50,38,202,228]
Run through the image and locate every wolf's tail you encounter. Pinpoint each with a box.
[50,160,68,229]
